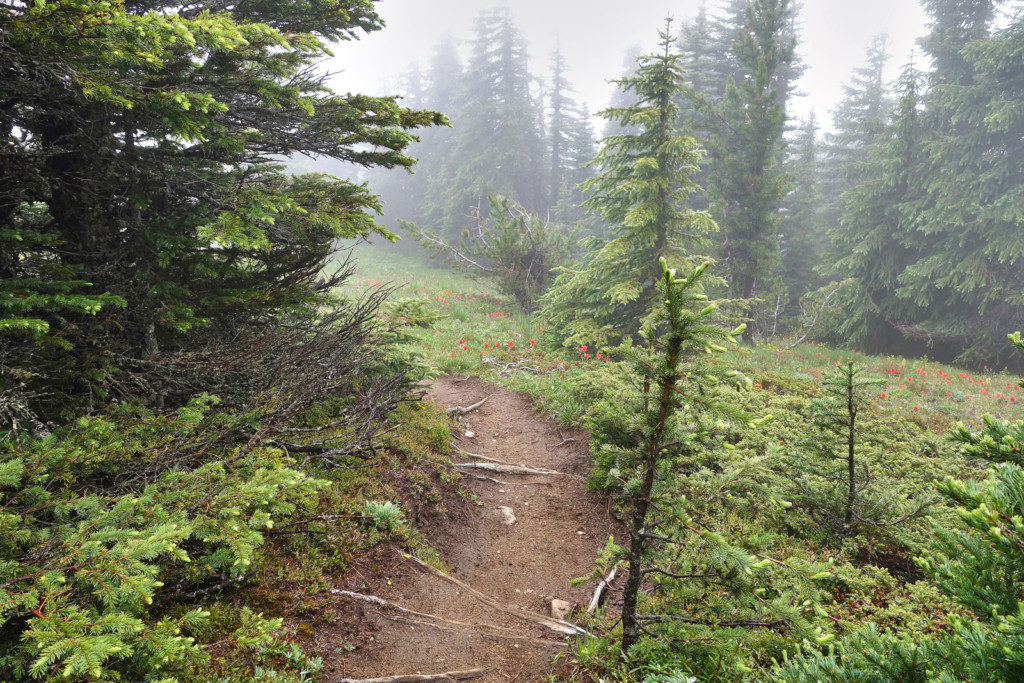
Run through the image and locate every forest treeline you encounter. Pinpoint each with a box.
[378,0,1024,368]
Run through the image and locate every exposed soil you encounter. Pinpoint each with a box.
[320,377,621,682]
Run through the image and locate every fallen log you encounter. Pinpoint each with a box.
[338,668,484,682]
[401,555,590,637]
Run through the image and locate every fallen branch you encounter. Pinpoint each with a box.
[339,670,484,683]
[454,461,563,476]
[587,565,619,614]
[447,395,490,416]
[401,555,590,637]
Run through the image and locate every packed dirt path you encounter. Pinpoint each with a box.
[322,377,621,682]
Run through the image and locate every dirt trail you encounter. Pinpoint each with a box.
[322,377,621,682]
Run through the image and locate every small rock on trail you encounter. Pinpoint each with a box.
[321,377,621,682]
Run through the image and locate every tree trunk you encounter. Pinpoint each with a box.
[621,335,681,657]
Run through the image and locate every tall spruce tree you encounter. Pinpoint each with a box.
[441,8,546,236]
[780,114,826,314]
[547,47,598,229]
[548,47,573,212]
[897,0,1024,364]
[540,22,716,347]
[826,65,927,353]
[706,0,797,339]
[821,35,894,233]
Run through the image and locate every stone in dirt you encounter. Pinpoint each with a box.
[497,506,517,525]
[549,599,572,620]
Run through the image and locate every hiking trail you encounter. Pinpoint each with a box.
[322,376,621,682]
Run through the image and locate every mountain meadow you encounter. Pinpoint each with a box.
[3,1,1024,681]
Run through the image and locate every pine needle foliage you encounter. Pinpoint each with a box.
[777,331,1024,681]
[540,21,716,348]
[0,398,327,680]
[587,258,820,675]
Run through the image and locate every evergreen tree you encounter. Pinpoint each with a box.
[441,8,546,236]
[612,259,754,657]
[554,103,600,233]
[548,47,573,212]
[780,114,826,315]
[821,35,894,233]
[603,44,645,137]
[0,0,442,423]
[546,47,598,230]
[790,361,927,537]
[897,0,1024,364]
[778,333,1024,681]
[825,65,926,353]
[541,22,716,347]
[706,0,797,340]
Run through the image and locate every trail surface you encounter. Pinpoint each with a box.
[323,377,620,682]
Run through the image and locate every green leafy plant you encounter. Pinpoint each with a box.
[362,500,406,532]
[405,195,576,311]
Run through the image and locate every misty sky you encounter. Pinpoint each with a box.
[329,1,931,129]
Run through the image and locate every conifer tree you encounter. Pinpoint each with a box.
[705,0,797,340]
[603,44,645,137]
[616,259,749,655]
[791,362,927,537]
[778,332,1024,681]
[541,22,716,347]
[547,48,598,229]
[820,35,893,233]
[780,115,826,313]
[548,48,573,212]
[897,0,1024,364]
[826,65,926,353]
[442,8,546,235]
[0,0,443,423]
[553,105,600,232]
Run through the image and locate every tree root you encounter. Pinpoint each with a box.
[339,668,485,682]
[332,590,558,645]
[400,555,590,637]
[454,461,563,476]
[587,564,619,614]
[447,395,490,416]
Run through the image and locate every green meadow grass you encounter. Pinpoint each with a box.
[346,243,1024,434]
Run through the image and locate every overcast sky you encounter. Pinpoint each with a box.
[329,0,931,130]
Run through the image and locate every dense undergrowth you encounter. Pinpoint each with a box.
[0,378,461,681]
[351,246,1024,680]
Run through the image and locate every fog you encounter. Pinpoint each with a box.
[329,0,930,127]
